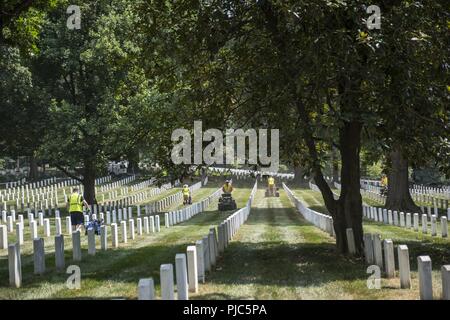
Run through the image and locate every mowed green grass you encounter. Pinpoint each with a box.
[304,188,450,247]
[3,182,448,300]
[163,185,220,212]
[197,189,407,299]
[0,185,186,260]
[0,184,251,299]
[288,187,450,299]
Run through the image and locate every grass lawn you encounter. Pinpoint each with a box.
[0,183,250,299]
[2,183,448,299]
[285,187,450,299]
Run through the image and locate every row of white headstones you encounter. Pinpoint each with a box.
[361,180,450,197]
[1,179,203,253]
[1,177,175,222]
[360,203,450,300]
[335,183,450,216]
[2,176,57,190]
[411,184,450,198]
[2,178,205,248]
[137,181,258,300]
[283,183,335,237]
[6,182,217,289]
[1,175,111,199]
[1,176,27,188]
[307,181,450,243]
[1,175,129,212]
[0,183,178,249]
[363,187,450,211]
[348,207,450,300]
[284,181,450,300]
[335,181,450,299]
[361,181,450,207]
[363,205,450,237]
[208,167,295,180]
[359,232,450,300]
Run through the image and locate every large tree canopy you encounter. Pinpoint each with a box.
[137,0,449,254]
[0,0,448,256]
[31,0,164,202]
[0,0,60,180]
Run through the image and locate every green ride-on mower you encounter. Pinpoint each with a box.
[183,195,192,205]
[265,185,280,197]
[218,193,237,211]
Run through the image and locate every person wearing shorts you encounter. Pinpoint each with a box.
[67,187,90,232]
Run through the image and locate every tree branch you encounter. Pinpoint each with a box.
[295,98,337,213]
[257,0,337,213]
[54,164,84,183]
[1,0,35,22]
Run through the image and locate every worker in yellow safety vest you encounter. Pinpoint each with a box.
[380,174,388,196]
[381,175,388,187]
[182,184,191,205]
[222,180,233,194]
[268,176,275,194]
[67,187,90,231]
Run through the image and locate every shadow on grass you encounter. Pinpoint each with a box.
[363,221,450,268]
[308,206,329,215]
[4,186,446,300]
[191,292,249,300]
[0,194,252,295]
[192,203,370,292]
[226,205,323,228]
[4,237,445,299]
[390,239,450,271]
[0,242,194,289]
[0,209,347,297]
[205,241,366,287]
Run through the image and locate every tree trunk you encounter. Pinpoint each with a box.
[127,160,135,174]
[257,0,363,255]
[331,147,340,183]
[28,155,39,181]
[201,166,208,186]
[293,165,308,186]
[127,151,140,174]
[298,113,364,255]
[331,122,364,255]
[385,148,421,213]
[83,158,96,205]
[0,17,4,44]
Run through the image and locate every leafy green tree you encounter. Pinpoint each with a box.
[138,0,448,254]
[34,0,158,203]
[0,45,49,180]
[360,1,448,212]
[0,0,59,50]
[0,1,58,180]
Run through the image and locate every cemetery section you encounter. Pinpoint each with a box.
[0,179,251,299]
